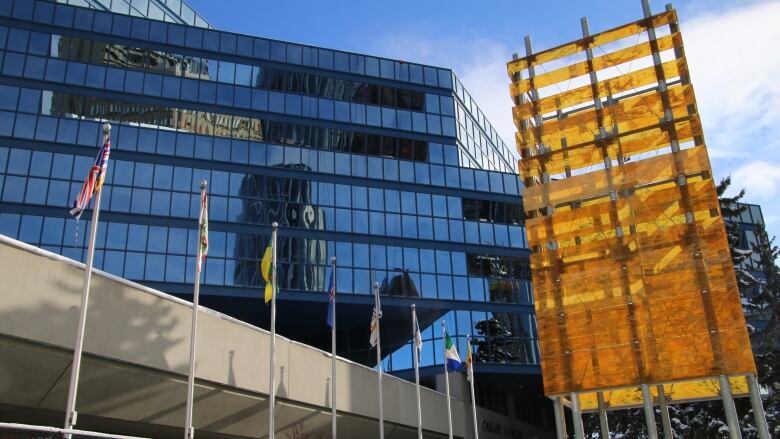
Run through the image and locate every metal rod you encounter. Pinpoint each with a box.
[374,282,384,439]
[656,385,673,438]
[552,397,566,439]
[747,374,770,439]
[442,321,453,439]
[412,305,423,439]
[184,179,207,439]
[641,0,652,17]
[597,391,610,438]
[642,384,659,439]
[0,422,149,439]
[330,256,337,439]
[719,375,742,439]
[268,222,278,439]
[467,335,479,439]
[64,123,111,438]
[570,392,585,439]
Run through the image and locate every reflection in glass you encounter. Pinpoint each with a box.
[232,163,327,291]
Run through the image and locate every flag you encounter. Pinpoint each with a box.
[70,131,111,220]
[261,241,274,304]
[466,337,473,381]
[370,294,382,347]
[444,333,461,371]
[413,314,423,354]
[326,268,335,328]
[196,189,208,272]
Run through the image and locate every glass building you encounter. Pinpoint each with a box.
[726,202,770,329]
[0,0,550,429]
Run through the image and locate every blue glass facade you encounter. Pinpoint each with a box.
[0,0,546,424]
[727,202,769,329]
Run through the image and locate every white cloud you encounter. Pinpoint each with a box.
[731,161,780,199]
[681,0,780,160]
[681,1,780,237]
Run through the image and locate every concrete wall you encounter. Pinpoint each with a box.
[0,235,552,438]
[0,236,472,437]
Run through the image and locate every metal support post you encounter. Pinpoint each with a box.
[596,392,610,438]
[570,393,585,439]
[656,385,673,438]
[642,384,659,439]
[719,375,742,439]
[641,0,652,17]
[746,374,770,439]
[552,397,566,439]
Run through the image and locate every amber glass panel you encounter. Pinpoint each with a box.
[519,117,703,178]
[507,10,677,74]
[576,376,749,411]
[514,32,681,94]
[526,178,717,249]
[509,7,755,397]
[523,145,712,212]
[511,59,685,119]
[530,84,695,149]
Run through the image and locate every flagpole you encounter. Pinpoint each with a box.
[467,335,479,439]
[184,179,207,439]
[269,222,278,439]
[63,123,110,438]
[330,256,337,439]
[374,282,385,439]
[412,304,423,439]
[442,321,453,439]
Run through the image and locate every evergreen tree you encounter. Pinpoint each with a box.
[582,178,779,437]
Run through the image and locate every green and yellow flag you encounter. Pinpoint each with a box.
[261,241,274,304]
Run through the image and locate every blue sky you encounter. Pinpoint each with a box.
[188,0,780,239]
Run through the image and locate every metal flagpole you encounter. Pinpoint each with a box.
[411,304,423,439]
[374,282,385,439]
[467,335,479,439]
[442,321,453,439]
[330,256,337,439]
[747,374,770,439]
[268,222,278,439]
[184,180,208,439]
[63,123,111,438]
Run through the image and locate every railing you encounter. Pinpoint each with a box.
[0,422,149,438]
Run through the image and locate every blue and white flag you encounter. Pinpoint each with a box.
[444,332,461,371]
[326,268,335,328]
